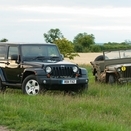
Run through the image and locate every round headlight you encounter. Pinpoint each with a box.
[73,66,78,73]
[45,66,52,73]
[117,68,121,72]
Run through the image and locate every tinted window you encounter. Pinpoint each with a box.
[21,45,60,57]
[0,45,6,59]
[8,46,19,59]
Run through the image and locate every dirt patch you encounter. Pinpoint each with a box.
[65,53,102,64]
[0,126,12,131]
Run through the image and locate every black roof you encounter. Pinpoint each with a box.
[0,42,56,46]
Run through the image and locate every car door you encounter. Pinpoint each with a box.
[0,45,7,80]
[4,45,22,82]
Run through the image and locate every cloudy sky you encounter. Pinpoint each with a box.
[1,0,131,43]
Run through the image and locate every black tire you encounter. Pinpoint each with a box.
[108,75,115,85]
[94,55,104,61]
[0,79,6,92]
[22,75,41,95]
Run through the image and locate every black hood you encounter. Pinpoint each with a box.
[23,60,77,68]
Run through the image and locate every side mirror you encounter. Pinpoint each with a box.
[60,54,64,60]
[11,54,18,60]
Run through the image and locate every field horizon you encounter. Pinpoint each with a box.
[65,53,102,64]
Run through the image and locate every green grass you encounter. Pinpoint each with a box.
[0,65,131,131]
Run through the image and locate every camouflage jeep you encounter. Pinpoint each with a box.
[90,48,131,84]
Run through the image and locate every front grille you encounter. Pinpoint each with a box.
[122,66,131,77]
[50,66,74,78]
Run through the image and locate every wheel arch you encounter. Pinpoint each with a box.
[22,71,36,82]
[22,68,46,82]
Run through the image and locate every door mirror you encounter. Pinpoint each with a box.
[60,54,64,60]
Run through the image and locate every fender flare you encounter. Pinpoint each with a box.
[79,67,88,76]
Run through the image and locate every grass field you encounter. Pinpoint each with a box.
[0,62,131,130]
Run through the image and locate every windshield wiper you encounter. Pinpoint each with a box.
[32,56,46,60]
[50,56,60,60]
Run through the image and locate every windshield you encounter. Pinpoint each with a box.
[104,49,131,60]
[21,45,60,61]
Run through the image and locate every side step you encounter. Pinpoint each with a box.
[2,82,21,88]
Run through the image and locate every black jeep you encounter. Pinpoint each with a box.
[0,42,88,95]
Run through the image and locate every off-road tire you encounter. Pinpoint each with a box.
[108,74,116,85]
[94,55,104,61]
[22,75,41,95]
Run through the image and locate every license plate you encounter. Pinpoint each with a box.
[62,80,77,84]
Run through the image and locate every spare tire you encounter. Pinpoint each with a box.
[94,55,104,61]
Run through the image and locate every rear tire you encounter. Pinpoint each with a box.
[94,55,104,61]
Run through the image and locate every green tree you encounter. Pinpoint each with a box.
[90,44,102,52]
[73,33,95,52]
[54,38,79,59]
[74,44,83,52]
[43,28,64,43]
[0,38,8,42]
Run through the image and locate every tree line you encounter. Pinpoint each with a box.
[1,28,131,59]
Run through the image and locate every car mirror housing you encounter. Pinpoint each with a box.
[60,54,64,60]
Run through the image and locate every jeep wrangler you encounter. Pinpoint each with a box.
[0,42,88,95]
[90,48,131,84]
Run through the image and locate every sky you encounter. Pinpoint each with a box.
[1,0,131,43]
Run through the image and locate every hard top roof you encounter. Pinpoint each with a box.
[0,42,56,46]
[103,48,131,52]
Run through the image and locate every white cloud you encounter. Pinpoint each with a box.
[72,25,131,31]
[1,5,131,18]
[1,1,131,43]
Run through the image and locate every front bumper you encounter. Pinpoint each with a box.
[37,76,88,85]
[118,77,131,83]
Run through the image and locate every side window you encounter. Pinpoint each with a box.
[8,46,19,60]
[0,46,6,59]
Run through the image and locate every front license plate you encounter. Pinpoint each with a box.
[62,80,77,84]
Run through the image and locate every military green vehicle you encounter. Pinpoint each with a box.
[90,48,131,84]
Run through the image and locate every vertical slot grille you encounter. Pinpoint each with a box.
[51,66,74,78]
[122,66,131,77]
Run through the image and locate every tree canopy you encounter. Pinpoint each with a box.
[73,33,95,52]
[54,38,79,59]
[43,28,78,59]
[0,38,8,42]
[43,28,64,43]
